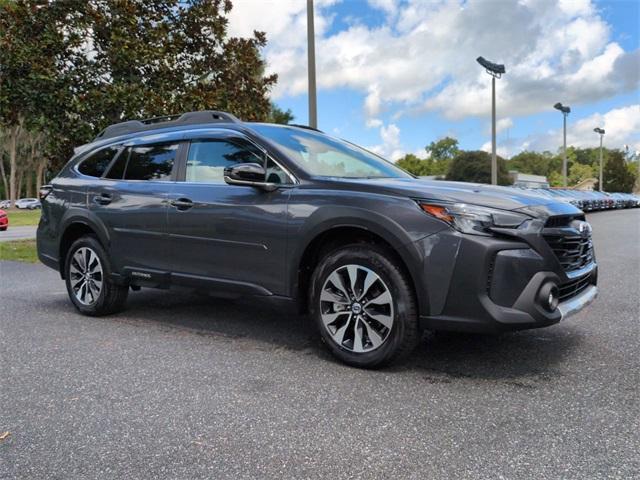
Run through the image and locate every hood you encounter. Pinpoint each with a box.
[323,177,582,218]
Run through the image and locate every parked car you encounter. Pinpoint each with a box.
[592,191,614,209]
[624,193,640,208]
[15,198,41,209]
[36,111,599,368]
[0,209,8,231]
[0,200,10,209]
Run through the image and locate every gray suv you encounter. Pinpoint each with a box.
[37,111,598,367]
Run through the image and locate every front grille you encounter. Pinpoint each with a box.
[544,214,585,228]
[544,233,594,272]
[558,273,593,302]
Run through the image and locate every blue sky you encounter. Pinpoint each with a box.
[228,0,639,159]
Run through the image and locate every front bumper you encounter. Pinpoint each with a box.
[558,284,597,320]
[415,223,598,333]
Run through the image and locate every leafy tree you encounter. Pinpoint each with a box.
[568,162,594,186]
[396,154,431,176]
[548,170,564,187]
[79,0,277,131]
[268,103,294,124]
[508,150,560,177]
[596,150,637,192]
[446,150,511,185]
[0,0,85,204]
[427,137,459,162]
[425,136,459,175]
[0,0,280,198]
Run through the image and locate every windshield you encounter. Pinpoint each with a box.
[251,124,412,179]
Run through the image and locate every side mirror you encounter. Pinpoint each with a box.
[223,163,278,192]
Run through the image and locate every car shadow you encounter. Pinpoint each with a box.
[60,288,586,382]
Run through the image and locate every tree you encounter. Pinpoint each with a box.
[0,1,84,205]
[79,0,277,132]
[0,0,280,198]
[268,103,294,124]
[447,150,511,185]
[396,154,432,176]
[425,137,459,175]
[508,150,559,177]
[568,162,594,186]
[597,150,637,192]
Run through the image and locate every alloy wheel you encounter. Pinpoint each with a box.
[320,264,394,353]
[69,247,103,305]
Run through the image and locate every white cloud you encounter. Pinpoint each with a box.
[529,104,640,152]
[491,117,514,135]
[226,0,639,158]
[492,105,640,158]
[480,141,511,159]
[368,123,405,160]
[413,147,429,160]
[227,0,638,124]
[367,0,398,14]
[365,118,383,128]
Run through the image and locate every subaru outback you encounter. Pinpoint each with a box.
[37,111,598,368]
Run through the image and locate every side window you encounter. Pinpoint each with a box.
[185,139,291,184]
[105,147,129,179]
[124,143,178,181]
[185,140,264,184]
[78,146,119,178]
[265,157,291,185]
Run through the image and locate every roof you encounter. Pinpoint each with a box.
[93,111,242,141]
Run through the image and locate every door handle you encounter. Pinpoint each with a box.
[93,193,112,205]
[170,198,194,211]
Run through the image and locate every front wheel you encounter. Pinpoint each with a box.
[310,244,420,368]
[65,236,128,316]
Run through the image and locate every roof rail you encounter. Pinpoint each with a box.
[94,110,241,141]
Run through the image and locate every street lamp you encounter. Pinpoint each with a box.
[477,56,506,185]
[594,127,605,191]
[307,0,317,129]
[554,102,571,187]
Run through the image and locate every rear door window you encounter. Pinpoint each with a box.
[124,143,179,181]
[78,146,119,178]
[105,148,129,179]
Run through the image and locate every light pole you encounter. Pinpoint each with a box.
[477,57,505,185]
[594,128,605,191]
[554,102,571,187]
[307,0,318,129]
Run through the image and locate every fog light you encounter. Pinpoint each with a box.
[548,290,559,311]
[539,283,559,312]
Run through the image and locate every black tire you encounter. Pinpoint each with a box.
[64,235,128,316]
[310,243,420,368]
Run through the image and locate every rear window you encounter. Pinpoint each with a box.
[124,143,178,181]
[78,147,119,178]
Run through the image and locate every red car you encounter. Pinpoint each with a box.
[0,209,8,231]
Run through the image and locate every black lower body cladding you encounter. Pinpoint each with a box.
[414,229,597,333]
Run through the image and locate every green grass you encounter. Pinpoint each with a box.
[5,209,41,226]
[0,239,38,263]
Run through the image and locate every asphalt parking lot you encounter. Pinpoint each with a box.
[1,209,638,479]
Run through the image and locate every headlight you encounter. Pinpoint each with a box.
[417,201,530,236]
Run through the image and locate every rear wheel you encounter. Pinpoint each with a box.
[65,236,128,316]
[310,244,419,368]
